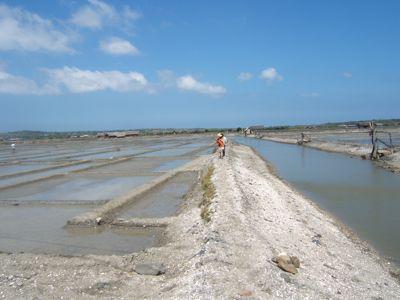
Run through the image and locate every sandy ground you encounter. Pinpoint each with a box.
[1,143,399,299]
[257,129,400,174]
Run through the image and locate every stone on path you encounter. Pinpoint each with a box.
[277,260,298,274]
[272,252,300,275]
[134,263,166,276]
[290,256,300,268]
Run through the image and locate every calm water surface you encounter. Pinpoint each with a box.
[235,137,400,264]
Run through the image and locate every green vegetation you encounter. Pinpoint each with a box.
[199,166,216,222]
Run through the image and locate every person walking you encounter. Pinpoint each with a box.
[221,133,227,157]
[216,133,225,159]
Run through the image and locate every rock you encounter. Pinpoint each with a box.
[277,260,298,274]
[96,282,111,290]
[238,289,253,296]
[272,253,299,274]
[134,263,166,276]
[273,252,291,264]
[290,256,300,268]
[95,217,103,225]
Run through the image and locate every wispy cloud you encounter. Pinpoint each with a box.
[71,0,140,30]
[71,0,115,29]
[300,92,320,98]
[238,72,253,81]
[260,67,283,83]
[100,37,139,55]
[177,75,226,97]
[122,6,141,22]
[157,70,176,87]
[156,70,227,97]
[0,71,58,95]
[0,4,76,53]
[0,67,226,97]
[46,67,149,93]
[342,72,353,78]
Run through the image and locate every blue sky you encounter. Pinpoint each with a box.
[0,0,399,131]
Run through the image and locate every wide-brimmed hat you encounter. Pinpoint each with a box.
[217,133,222,137]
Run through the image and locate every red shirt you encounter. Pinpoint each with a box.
[216,138,225,147]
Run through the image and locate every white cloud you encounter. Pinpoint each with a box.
[123,6,141,21]
[300,92,320,98]
[238,72,253,81]
[46,67,149,93]
[0,67,226,97]
[100,37,139,55]
[0,71,58,95]
[70,6,103,29]
[260,67,283,83]
[177,75,226,97]
[342,72,353,78]
[0,4,75,53]
[71,0,140,30]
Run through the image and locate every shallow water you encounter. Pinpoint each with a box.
[235,136,400,264]
[0,136,208,255]
[1,175,155,203]
[117,171,197,219]
[0,162,94,189]
[0,205,161,255]
[321,133,400,146]
[0,163,58,177]
[152,159,191,172]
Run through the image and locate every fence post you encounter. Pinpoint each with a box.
[370,122,379,160]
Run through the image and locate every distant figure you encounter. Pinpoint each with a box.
[11,143,16,153]
[216,133,225,159]
[221,133,227,157]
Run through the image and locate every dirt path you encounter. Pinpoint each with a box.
[0,143,399,299]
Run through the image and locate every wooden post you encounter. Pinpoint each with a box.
[370,122,379,160]
[389,133,393,151]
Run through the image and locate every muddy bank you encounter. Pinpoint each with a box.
[256,129,400,173]
[0,143,399,299]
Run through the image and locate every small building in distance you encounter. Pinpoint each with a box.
[244,125,265,135]
[98,131,140,138]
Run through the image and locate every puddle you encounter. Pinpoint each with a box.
[319,133,400,146]
[0,137,209,255]
[117,171,197,219]
[0,205,162,255]
[235,136,400,264]
[92,157,166,175]
[0,175,155,203]
[153,159,191,172]
[0,163,59,177]
[197,147,215,155]
[140,141,210,157]
[61,148,145,161]
[0,162,94,189]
